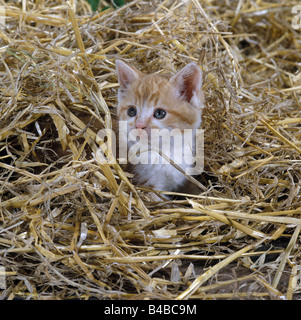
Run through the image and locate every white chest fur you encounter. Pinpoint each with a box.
[125,129,197,192]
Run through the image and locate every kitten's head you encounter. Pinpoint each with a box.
[115,60,204,135]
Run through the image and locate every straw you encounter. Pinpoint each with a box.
[0,0,300,300]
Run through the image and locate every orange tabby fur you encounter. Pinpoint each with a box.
[115,60,204,199]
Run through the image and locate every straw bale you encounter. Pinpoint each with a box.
[0,0,300,300]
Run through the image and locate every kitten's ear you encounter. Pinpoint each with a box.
[170,63,203,108]
[116,60,139,92]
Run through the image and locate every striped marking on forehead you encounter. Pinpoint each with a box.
[132,76,169,108]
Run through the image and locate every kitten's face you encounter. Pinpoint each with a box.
[116,60,204,139]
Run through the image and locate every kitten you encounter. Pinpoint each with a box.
[115,60,204,200]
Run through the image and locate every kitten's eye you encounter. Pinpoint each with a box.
[154,109,166,119]
[127,106,137,117]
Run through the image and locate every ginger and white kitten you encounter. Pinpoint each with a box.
[115,59,204,199]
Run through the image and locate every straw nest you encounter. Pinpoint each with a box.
[0,0,301,300]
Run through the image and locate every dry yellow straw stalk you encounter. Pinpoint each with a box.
[0,0,300,300]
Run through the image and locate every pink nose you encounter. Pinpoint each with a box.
[135,121,147,130]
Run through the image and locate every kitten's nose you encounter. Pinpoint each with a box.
[135,121,147,130]
[136,124,146,130]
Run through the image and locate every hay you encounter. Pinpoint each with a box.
[0,0,300,300]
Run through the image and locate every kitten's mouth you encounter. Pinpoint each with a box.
[129,128,152,142]
[129,128,179,144]
[136,128,150,137]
